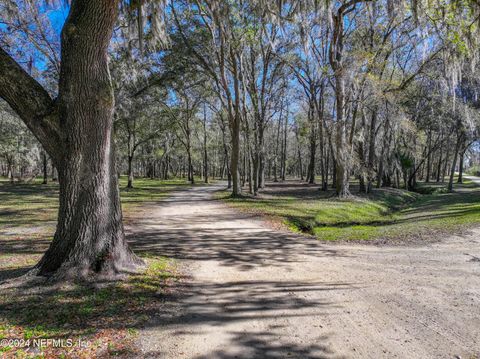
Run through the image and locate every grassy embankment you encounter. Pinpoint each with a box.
[466,166,480,176]
[218,177,480,242]
[0,176,192,358]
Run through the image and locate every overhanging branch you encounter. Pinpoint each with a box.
[0,47,62,162]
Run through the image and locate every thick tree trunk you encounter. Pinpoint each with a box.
[297,146,303,181]
[244,113,254,194]
[248,156,253,194]
[229,48,242,196]
[317,96,327,191]
[425,130,432,183]
[334,73,350,197]
[187,146,194,185]
[0,1,143,279]
[42,152,48,185]
[294,126,303,181]
[220,117,232,189]
[252,118,261,195]
[273,111,282,183]
[376,162,383,188]
[324,147,330,189]
[436,144,443,182]
[227,170,232,189]
[442,141,451,181]
[358,141,366,193]
[332,160,337,188]
[408,163,417,191]
[51,165,58,182]
[147,160,155,179]
[242,140,247,187]
[448,138,461,192]
[281,109,287,181]
[457,149,465,184]
[259,150,265,189]
[231,117,241,196]
[253,152,260,195]
[307,101,316,184]
[366,110,377,193]
[7,160,14,184]
[376,122,389,189]
[222,151,232,189]
[203,107,209,184]
[164,154,170,179]
[273,160,278,182]
[330,8,350,197]
[38,138,141,278]
[127,155,134,189]
[307,133,316,184]
[329,137,336,189]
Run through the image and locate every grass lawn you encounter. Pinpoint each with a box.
[0,176,193,358]
[217,177,480,242]
[0,176,195,279]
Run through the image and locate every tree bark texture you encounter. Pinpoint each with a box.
[42,152,48,185]
[330,6,351,197]
[0,0,143,280]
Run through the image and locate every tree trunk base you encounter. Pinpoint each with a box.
[337,188,352,198]
[34,229,145,282]
[1,251,145,288]
[230,192,246,199]
[32,249,145,282]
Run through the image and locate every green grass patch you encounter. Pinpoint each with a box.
[0,176,194,233]
[218,180,480,242]
[119,176,196,211]
[466,166,480,176]
[0,175,195,280]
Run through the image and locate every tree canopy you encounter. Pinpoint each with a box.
[1,0,480,279]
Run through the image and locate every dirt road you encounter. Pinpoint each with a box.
[129,184,480,359]
[466,175,480,186]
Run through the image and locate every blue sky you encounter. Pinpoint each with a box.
[47,4,68,34]
[1,2,68,73]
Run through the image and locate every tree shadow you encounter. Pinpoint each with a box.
[143,331,340,359]
[193,331,338,359]
[139,277,354,359]
[0,238,51,256]
[0,256,176,357]
[249,180,335,200]
[0,270,354,358]
[129,219,351,272]
[146,279,351,327]
[0,183,361,357]
[0,238,49,281]
[0,266,32,281]
[125,181,352,272]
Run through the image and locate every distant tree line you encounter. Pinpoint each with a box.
[1,0,479,279]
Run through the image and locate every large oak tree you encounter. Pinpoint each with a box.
[0,0,143,280]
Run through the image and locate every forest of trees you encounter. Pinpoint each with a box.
[1,0,480,279]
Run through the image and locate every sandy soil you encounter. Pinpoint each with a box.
[129,184,480,359]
